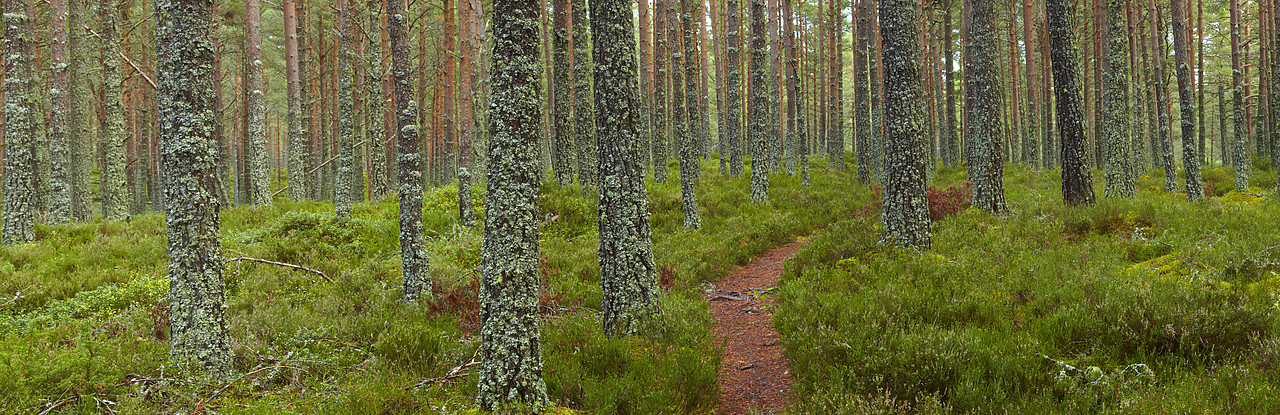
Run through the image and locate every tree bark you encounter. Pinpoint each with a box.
[388,0,431,300]
[653,0,670,182]
[1102,0,1135,198]
[157,0,231,379]
[594,0,660,336]
[49,0,72,224]
[246,0,272,205]
[1171,0,1202,199]
[726,0,744,176]
[102,0,128,220]
[1048,0,1097,206]
[475,0,550,406]
[3,0,37,243]
[1230,0,1249,190]
[965,0,1008,214]
[748,0,769,203]
[878,0,931,248]
[552,0,575,184]
[573,0,596,187]
[785,0,808,186]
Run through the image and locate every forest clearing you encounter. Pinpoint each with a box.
[5,0,1280,412]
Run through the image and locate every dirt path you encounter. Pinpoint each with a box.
[708,238,806,415]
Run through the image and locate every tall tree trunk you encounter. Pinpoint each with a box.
[1023,0,1039,168]
[653,0,670,182]
[573,0,596,187]
[475,0,551,406]
[157,0,232,379]
[102,0,128,220]
[640,0,654,172]
[748,0,769,203]
[388,0,431,300]
[552,0,575,184]
[68,0,92,220]
[3,0,37,243]
[594,0,660,335]
[1102,0,1134,198]
[827,0,843,169]
[285,0,309,200]
[49,0,72,224]
[856,0,873,182]
[457,0,480,225]
[726,0,744,176]
[1197,0,1205,164]
[878,0,931,248]
[246,0,272,205]
[1048,0,1097,206]
[334,0,356,215]
[1171,0,1203,199]
[785,0,808,186]
[1148,1,1177,192]
[965,0,1008,214]
[1231,0,1249,189]
[673,0,702,225]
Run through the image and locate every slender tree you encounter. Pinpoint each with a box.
[1230,0,1248,190]
[474,0,551,405]
[1048,0,1096,206]
[366,0,388,199]
[69,0,92,221]
[747,0,770,202]
[49,0,72,224]
[1273,0,1280,192]
[726,0,744,176]
[246,0,272,205]
[1171,0,1202,199]
[157,0,232,379]
[388,0,431,300]
[653,0,670,182]
[594,0,660,336]
[878,0,931,248]
[785,0,808,186]
[102,0,128,220]
[1149,1,1177,192]
[1102,0,1134,198]
[3,0,37,244]
[672,0,702,225]
[965,0,1008,214]
[285,0,309,200]
[855,0,873,183]
[457,0,481,226]
[573,0,597,187]
[1023,0,1040,168]
[552,0,575,184]
[827,0,843,169]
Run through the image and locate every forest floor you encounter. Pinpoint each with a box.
[709,237,807,415]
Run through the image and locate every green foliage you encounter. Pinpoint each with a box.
[777,167,1280,414]
[0,158,861,413]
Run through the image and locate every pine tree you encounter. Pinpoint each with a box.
[855,0,873,183]
[1149,1,1177,192]
[474,0,550,405]
[285,0,309,200]
[334,0,356,216]
[966,0,1009,214]
[246,0,272,205]
[102,0,129,220]
[1102,0,1135,198]
[552,0,576,184]
[49,0,73,224]
[878,0,931,248]
[748,0,769,203]
[573,0,597,188]
[652,0,670,182]
[594,0,660,336]
[1171,0,1202,200]
[1230,0,1248,190]
[388,0,431,300]
[1048,0,1096,206]
[157,0,232,378]
[726,0,744,176]
[785,0,808,187]
[3,0,37,244]
[672,0,702,226]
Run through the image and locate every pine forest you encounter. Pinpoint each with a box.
[5,0,1280,412]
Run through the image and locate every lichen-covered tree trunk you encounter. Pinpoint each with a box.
[299,0,317,200]
[784,0,808,187]
[855,0,872,183]
[475,0,550,406]
[1047,0,1096,206]
[68,0,92,221]
[101,1,129,220]
[747,0,769,203]
[1273,0,1280,192]
[878,0,931,249]
[726,0,744,177]
[246,0,273,206]
[594,0,660,336]
[710,0,728,175]
[639,0,654,174]
[680,0,700,179]
[552,0,575,185]
[572,0,596,188]
[1149,1,1177,192]
[388,0,431,300]
[49,0,72,224]
[1023,0,1040,168]
[943,3,958,170]
[870,8,886,184]
[827,0,843,169]
[652,0,670,182]
[671,0,701,226]
[457,0,480,226]
[285,0,309,200]
[3,0,37,244]
[1101,0,1134,198]
[1170,0,1202,200]
[964,0,1008,215]
[157,0,232,379]
[334,0,355,217]
[1230,0,1248,190]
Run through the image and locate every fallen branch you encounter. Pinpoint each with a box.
[404,350,481,390]
[225,256,333,283]
[37,395,78,415]
[201,365,301,406]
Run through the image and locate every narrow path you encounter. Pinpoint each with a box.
[708,238,806,415]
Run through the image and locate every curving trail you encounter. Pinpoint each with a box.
[708,238,806,415]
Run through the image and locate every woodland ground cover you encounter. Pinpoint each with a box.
[777,163,1280,414]
[0,157,861,414]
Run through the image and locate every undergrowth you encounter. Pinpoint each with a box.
[0,157,861,414]
[776,165,1280,414]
